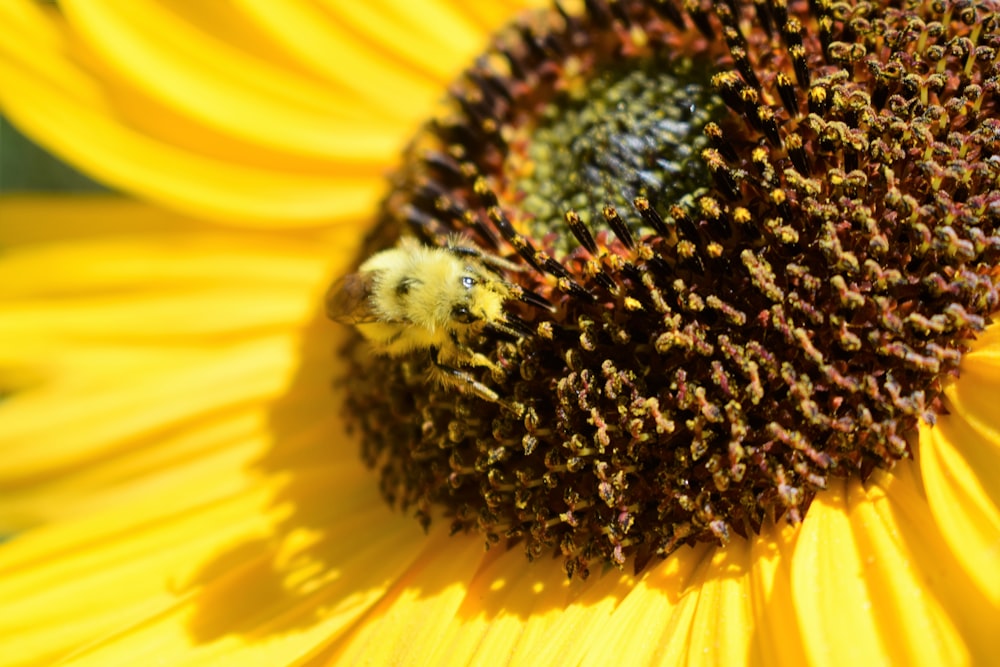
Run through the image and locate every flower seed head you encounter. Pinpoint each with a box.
[338,0,1000,579]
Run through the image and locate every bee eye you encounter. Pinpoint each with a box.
[460,276,477,289]
[396,278,416,297]
[451,305,478,324]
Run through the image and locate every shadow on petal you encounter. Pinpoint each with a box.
[176,305,825,662]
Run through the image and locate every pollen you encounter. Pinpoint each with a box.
[339,0,1000,579]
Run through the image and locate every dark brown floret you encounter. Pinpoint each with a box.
[339,0,1000,579]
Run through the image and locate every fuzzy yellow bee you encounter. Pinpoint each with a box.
[326,236,527,404]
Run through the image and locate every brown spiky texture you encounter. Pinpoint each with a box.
[340,0,1000,579]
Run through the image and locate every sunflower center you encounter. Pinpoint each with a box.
[509,60,722,251]
[337,1,1000,579]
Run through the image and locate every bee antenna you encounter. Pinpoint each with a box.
[502,314,535,338]
[442,235,523,274]
[516,286,556,312]
[485,318,529,340]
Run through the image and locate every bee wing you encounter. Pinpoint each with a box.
[325,272,379,324]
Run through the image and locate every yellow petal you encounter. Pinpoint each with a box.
[683,538,756,667]
[919,427,1000,608]
[1,0,551,226]
[228,0,447,119]
[316,526,495,666]
[793,473,980,666]
[0,0,63,50]
[542,549,710,667]
[748,523,809,666]
[324,0,551,86]
[321,531,754,666]
[0,462,429,667]
[0,197,352,529]
[449,0,548,31]
[0,1,387,225]
[0,66,384,225]
[868,465,998,661]
[60,0,413,153]
[0,194,432,662]
[317,0,486,85]
[919,327,1000,608]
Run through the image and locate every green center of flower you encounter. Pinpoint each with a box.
[511,60,721,250]
[335,1,1000,579]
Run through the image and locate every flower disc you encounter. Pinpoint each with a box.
[339,0,1000,579]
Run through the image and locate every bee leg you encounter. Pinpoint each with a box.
[430,348,524,416]
[446,330,499,373]
[466,350,500,373]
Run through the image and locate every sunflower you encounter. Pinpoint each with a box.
[1,1,999,665]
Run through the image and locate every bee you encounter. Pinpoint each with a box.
[326,236,529,407]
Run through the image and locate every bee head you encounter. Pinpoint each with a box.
[447,270,507,327]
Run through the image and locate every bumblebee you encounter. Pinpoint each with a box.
[327,236,527,405]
